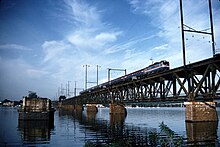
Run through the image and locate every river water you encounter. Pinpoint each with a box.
[0,106,220,146]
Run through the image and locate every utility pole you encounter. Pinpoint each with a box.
[61,84,63,95]
[83,64,90,90]
[83,64,100,88]
[67,81,71,97]
[71,81,84,96]
[74,81,77,97]
[208,0,215,56]
[97,65,101,85]
[61,83,67,97]
[107,68,127,82]
[66,83,68,97]
[179,0,216,66]
[179,0,186,66]
[58,87,60,97]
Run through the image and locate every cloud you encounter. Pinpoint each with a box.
[56,0,122,54]
[67,29,122,52]
[104,35,155,54]
[127,0,182,65]
[42,40,72,63]
[40,0,127,86]
[0,58,56,99]
[48,0,155,75]
[0,44,32,51]
[40,0,124,90]
[129,0,157,15]
[151,44,169,51]
[95,32,120,43]
[64,0,102,28]
[26,69,49,78]
[42,40,79,79]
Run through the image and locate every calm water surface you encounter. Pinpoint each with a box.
[0,107,220,146]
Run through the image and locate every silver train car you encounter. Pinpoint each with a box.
[80,60,169,94]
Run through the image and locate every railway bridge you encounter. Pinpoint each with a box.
[61,55,220,122]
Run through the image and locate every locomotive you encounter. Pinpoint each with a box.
[80,60,169,94]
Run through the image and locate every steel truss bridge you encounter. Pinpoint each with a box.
[63,55,220,106]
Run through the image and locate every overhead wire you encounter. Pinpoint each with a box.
[184,0,219,56]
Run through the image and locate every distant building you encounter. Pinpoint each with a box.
[2,99,14,107]
[1,99,22,107]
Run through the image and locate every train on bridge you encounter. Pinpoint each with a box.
[62,55,220,123]
[81,60,170,94]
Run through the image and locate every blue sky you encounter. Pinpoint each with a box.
[0,0,219,100]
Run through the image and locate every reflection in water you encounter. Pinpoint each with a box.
[58,109,83,122]
[159,122,183,146]
[17,120,54,145]
[2,107,220,146]
[186,121,218,146]
[110,113,126,126]
[86,111,97,123]
[108,114,127,146]
[60,109,184,146]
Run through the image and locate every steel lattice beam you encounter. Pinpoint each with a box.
[64,56,220,105]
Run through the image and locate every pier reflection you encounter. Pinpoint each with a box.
[186,121,218,146]
[73,109,183,146]
[109,113,127,143]
[86,111,97,123]
[17,120,54,145]
[56,108,220,146]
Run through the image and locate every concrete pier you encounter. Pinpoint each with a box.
[86,104,98,113]
[18,97,55,120]
[184,102,218,122]
[109,104,127,115]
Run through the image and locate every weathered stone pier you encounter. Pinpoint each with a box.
[18,92,55,121]
[184,101,218,122]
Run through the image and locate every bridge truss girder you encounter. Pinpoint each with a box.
[81,59,220,105]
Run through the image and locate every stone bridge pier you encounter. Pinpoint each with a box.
[184,101,218,122]
[86,104,98,113]
[109,104,127,115]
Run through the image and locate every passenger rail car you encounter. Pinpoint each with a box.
[80,60,169,94]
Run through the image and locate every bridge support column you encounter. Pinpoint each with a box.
[184,102,218,122]
[109,104,127,115]
[75,105,83,112]
[86,104,98,113]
